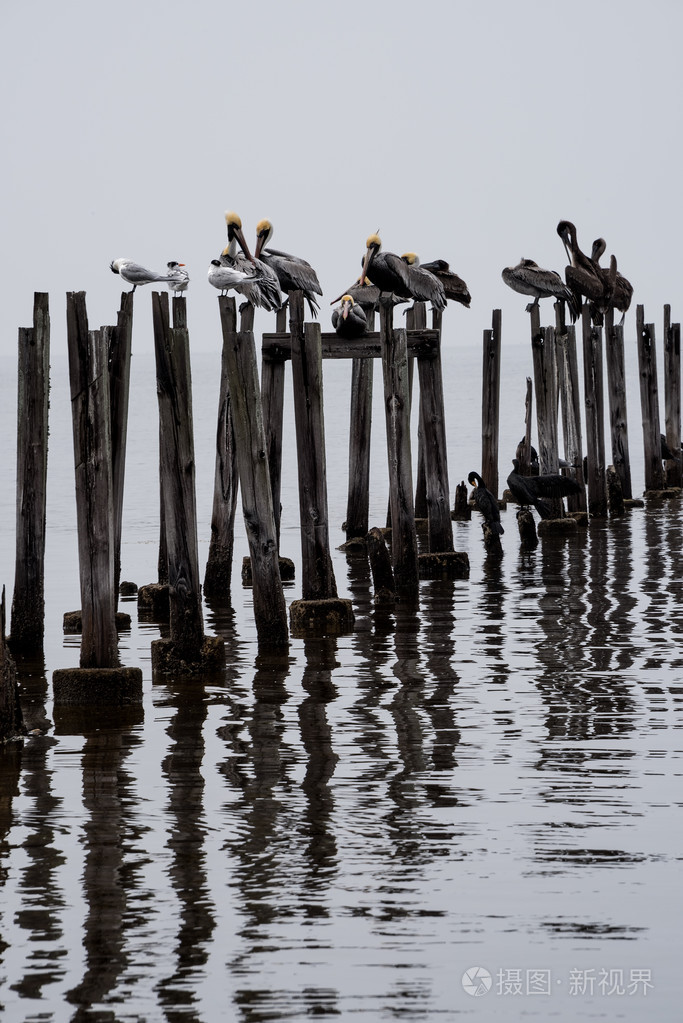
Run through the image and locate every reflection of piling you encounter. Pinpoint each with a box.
[636,305,664,492]
[663,305,682,488]
[11,293,49,652]
[151,293,224,672]
[481,309,502,499]
[581,305,607,516]
[366,526,395,603]
[218,296,289,649]
[204,298,239,600]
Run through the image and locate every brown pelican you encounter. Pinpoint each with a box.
[110,258,173,292]
[254,219,323,317]
[406,256,471,307]
[222,212,282,311]
[329,277,408,314]
[502,258,579,322]
[591,238,633,325]
[557,220,607,320]
[208,259,265,297]
[359,234,446,310]
[166,261,189,295]
[507,458,581,519]
[468,472,504,534]
[331,294,368,338]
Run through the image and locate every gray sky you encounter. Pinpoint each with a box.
[2,0,682,351]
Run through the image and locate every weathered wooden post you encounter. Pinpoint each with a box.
[204,298,239,601]
[218,296,289,648]
[636,304,664,492]
[554,306,586,513]
[10,293,50,652]
[529,308,559,472]
[380,302,420,603]
[481,309,502,498]
[516,377,534,476]
[581,305,608,516]
[603,310,633,501]
[344,310,374,540]
[261,304,288,548]
[54,292,142,705]
[409,302,428,518]
[151,292,224,673]
[663,305,682,488]
[366,526,395,604]
[288,292,354,634]
[109,291,134,598]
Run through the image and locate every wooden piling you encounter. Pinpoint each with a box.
[380,302,419,602]
[261,304,288,547]
[636,305,664,492]
[603,316,633,500]
[481,309,502,498]
[531,324,559,473]
[416,320,454,552]
[345,310,374,539]
[516,377,533,476]
[581,306,607,516]
[554,312,586,512]
[109,291,134,599]
[204,298,239,600]
[65,293,118,669]
[11,293,50,651]
[218,297,289,648]
[663,305,682,488]
[0,587,22,740]
[409,303,428,518]
[366,526,395,603]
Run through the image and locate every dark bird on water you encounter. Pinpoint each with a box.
[359,234,446,310]
[591,237,633,325]
[331,294,368,338]
[506,458,581,519]
[468,472,504,534]
[402,254,471,308]
[502,258,579,322]
[254,218,323,317]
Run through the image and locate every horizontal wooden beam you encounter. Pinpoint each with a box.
[262,329,440,362]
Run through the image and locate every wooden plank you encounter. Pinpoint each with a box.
[262,330,439,362]
[11,293,50,649]
[555,324,587,511]
[108,290,134,599]
[345,310,374,538]
[410,303,428,518]
[417,335,454,552]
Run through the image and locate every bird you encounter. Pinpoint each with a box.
[110,258,173,292]
[331,294,368,338]
[556,220,607,321]
[404,256,471,307]
[468,471,504,534]
[591,238,633,325]
[166,261,189,295]
[254,219,323,317]
[207,259,264,297]
[329,277,408,315]
[502,258,579,322]
[506,458,581,519]
[222,212,282,311]
[359,234,446,310]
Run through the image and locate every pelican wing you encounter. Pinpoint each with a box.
[421,260,471,307]
[262,247,323,295]
[531,472,582,498]
[384,252,445,308]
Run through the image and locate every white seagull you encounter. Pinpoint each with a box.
[110,258,173,292]
[166,261,190,295]
[207,259,264,297]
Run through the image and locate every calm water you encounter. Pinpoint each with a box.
[0,318,681,1022]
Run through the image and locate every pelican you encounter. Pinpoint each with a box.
[502,258,579,322]
[329,277,408,313]
[506,458,581,519]
[468,472,504,535]
[254,219,323,317]
[110,258,173,292]
[222,212,282,311]
[359,234,446,310]
[404,255,471,308]
[331,294,368,339]
[166,261,189,295]
[208,259,264,297]
[556,220,607,320]
[591,238,633,325]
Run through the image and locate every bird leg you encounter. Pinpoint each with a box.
[524,297,540,314]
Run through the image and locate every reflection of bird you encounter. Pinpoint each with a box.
[254,219,322,317]
[110,258,173,292]
[557,220,606,320]
[417,258,471,307]
[331,294,368,338]
[502,258,579,321]
[223,212,282,311]
[468,471,504,534]
[166,261,189,294]
[591,238,633,325]
[360,234,446,309]
[507,458,581,518]
[208,259,264,297]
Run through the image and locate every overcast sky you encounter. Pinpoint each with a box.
[2,0,682,352]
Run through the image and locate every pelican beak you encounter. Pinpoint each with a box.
[342,298,351,320]
[234,225,256,264]
[359,246,373,286]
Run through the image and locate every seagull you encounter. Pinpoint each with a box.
[208,259,264,297]
[166,261,189,295]
[110,258,173,292]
